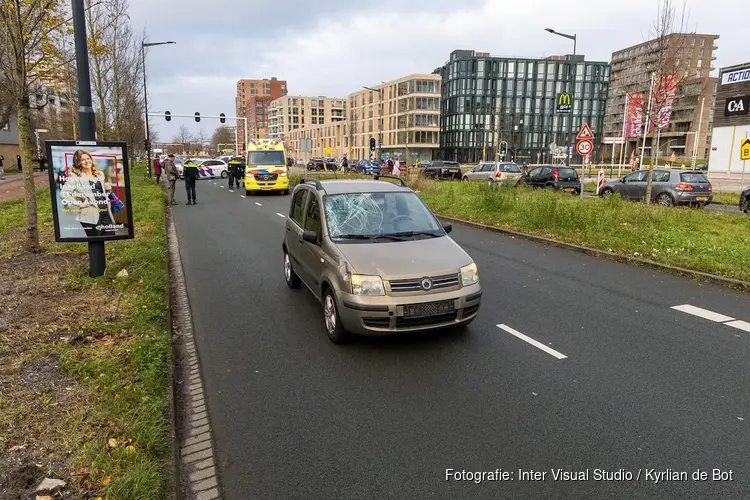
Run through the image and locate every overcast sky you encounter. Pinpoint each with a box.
[129,0,745,142]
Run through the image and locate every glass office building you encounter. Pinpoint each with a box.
[436,50,611,164]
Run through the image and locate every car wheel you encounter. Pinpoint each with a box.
[487,179,495,189]
[282,189,289,195]
[600,188,614,198]
[656,193,673,207]
[221,171,228,178]
[323,287,349,344]
[284,251,301,288]
[245,190,252,196]
[462,176,469,181]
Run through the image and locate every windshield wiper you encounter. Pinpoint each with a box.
[378,231,441,240]
[334,234,374,240]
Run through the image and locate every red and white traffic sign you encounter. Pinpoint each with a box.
[576,122,595,141]
[576,139,593,156]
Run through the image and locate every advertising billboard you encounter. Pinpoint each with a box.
[624,93,645,137]
[46,141,134,242]
[655,74,678,129]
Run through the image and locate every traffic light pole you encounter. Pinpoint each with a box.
[141,44,152,178]
[148,113,248,154]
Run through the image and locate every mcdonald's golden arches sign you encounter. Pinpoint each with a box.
[556,92,572,113]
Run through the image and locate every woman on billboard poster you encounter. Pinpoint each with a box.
[59,149,116,237]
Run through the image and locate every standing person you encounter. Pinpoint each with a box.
[386,157,394,174]
[0,154,5,180]
[153,156,162,184]
[392,159,400,176]
[40,155,48,172]
[522,162,529,175]
[164,154,179,205]
[183,158,199,204]
[16,154,22,172]
[227,156,244,190]
[59,149,116,238]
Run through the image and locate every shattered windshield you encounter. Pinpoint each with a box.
[323,192,443,240]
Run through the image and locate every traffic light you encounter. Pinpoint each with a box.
[219,113,226,124]
[164,111,171,121]
[194,112,200,123]
[499,141,507,157]
[369,137,376,152]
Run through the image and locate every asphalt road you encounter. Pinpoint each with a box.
[172,178,750,500]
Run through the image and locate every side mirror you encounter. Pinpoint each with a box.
[442,223,453,234]
[620,178,625,183]
[302,230,319,244]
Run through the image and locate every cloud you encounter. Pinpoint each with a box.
[130,0,745,141]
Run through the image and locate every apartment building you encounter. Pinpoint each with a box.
[268,96,346,140]
[235,77,288,149]
[436,49,611,164]
[286,121,349,160]
[603,33,719,164]
[347,73,441,163]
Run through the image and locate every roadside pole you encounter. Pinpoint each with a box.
[639,72,655,171]
[72,0,105,277]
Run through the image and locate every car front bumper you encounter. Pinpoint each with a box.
[245,175,289,191]
[337,283,482,336]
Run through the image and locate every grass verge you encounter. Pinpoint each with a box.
[411,179,750,283]
[0,174,173,499]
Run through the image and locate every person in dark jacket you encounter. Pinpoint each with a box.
[183,159,200,204]
[228,156,245,190]
[153,156,162,184]
[16,155,22,171]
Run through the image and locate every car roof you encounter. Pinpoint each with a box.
[312,179,411,195]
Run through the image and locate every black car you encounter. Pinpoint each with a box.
[518,165,581,194]
[740,185,750,213]
[306,158,325,171]
[420,160,462,180]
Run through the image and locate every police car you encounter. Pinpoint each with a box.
[192,158,229,179]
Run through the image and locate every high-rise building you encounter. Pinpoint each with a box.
[603,34,718,164]
[268,96,346,140]
[436,49,611,164]
[235,77,288,150]
[347,74,441,163]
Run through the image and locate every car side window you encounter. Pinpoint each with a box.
[528,167,542,178]
[624,171,643,182]
[481,163,494,172]
[303,196,321,234]
[653,170,670,182]
[290,189,308,225]
[540,167,552,177]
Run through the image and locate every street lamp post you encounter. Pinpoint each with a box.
[363,86,383,161]
[142,40,176,178]
[545,28,581,198]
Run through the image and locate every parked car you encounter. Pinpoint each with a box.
[462,162,522,186]
[306,158,326,171]
[282,176,482,343]
[194,159,229,179]
[420,160,462,180]
[598,169,713,207]
[741,185,750,213]
[324,158,339,171]
[355,160,381,175]
[517,165,581,194]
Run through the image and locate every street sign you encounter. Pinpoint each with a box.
[556,93,572,113]
[740,138,750,161]
[669,152,676,163]
[576,123,594,141]
[576,139,593,156]
[602,137,625,145]
[325,146,331,156]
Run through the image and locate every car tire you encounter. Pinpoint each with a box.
[656,193,673,207]
[284,251,301,289]
[600,187,614,198]
[282,189,289,195]
[245,190,252,196]
[462,176,469,181]
[221,171,228,178]
[323,287,349,344]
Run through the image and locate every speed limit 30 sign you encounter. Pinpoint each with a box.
[576,139,593,156]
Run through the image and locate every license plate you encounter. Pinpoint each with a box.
[696,196,708,201]
[564,188,575,192]
[402,300,455,318]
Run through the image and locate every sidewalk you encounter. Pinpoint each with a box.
[0,171,48,203]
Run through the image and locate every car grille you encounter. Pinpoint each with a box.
[254,174,278,181]
[389,273,459,293]
[362,318,390,328]
[396,312,458,328]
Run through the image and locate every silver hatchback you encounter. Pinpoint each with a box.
[599,169,713,207]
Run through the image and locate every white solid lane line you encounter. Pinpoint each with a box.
[276,213,286,218]
[255,202,262,206]
[725,320,750,333]
[671,304,735,323]
[497,324,568,360]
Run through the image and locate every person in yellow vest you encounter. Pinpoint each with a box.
[183,159,200,205]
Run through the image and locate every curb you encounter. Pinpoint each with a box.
[437,214,750,291]
[168,210,223,500]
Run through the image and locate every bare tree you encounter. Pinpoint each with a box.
[211,126,234,150]
[173,125,193,151]
[195,128,208,150]
[630,0,692,205]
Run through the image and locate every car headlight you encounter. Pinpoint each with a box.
[349,274,385,296]
[460,262,479,286]
[279,172,287,177]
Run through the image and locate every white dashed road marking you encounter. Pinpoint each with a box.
[497,324,567,360]
[255,202,262,206]
[725,320,750,333]
[276,213,286,218]
[241,195,246,198]
[671,304,735,323]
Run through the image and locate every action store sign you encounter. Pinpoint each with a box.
[721,67,750,86]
